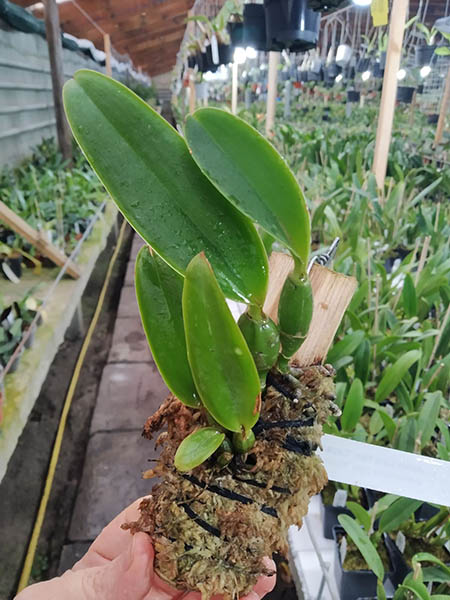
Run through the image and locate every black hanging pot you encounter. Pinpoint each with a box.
[205,45,219,72]
[397,86,415,103]
[307,0,347,11]
[347,90,360,103]
[427,113,439,124]
[415,45,437,67]
[243,4,267,51]
[227,21,244,47]
[417,84,424,94]
[187,55,196,69]
[263,0,320,53]
[218,44,234,65]
[195,51,207,73]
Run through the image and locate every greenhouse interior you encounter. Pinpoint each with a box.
[0,0,449,599]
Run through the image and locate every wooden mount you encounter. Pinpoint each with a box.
[263,252,357,367]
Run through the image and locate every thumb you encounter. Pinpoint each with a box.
[16,533,154,600]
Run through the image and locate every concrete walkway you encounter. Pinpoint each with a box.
[59,233,167,571]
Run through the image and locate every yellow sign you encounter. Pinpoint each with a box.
[371,0,388,26]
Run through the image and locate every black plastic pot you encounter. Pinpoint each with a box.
[324,62,340,83]
[417,84,424,94]
[264,0,320,53]
[307,68,323,81]
[227,21,244,47]
[333,526,379,600]
[347,90,360,103]
[373,62,384,78]
[1,256,22,280]
[344,65,355,80]
[187,55,196,69]
[24,324,36,350]
[396,86,415,104]
[414,502,440,521]
[218,44,233,65]
[427,113,439,124]
[383,534,410,588]
[243,4,267,51]
[379,51,387,69]
[357,57,371,73]
[323,504,353,539]
[415,45,437,67]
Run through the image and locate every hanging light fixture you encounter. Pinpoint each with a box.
[234,47,247,64]
[352,0,372,6]
[397,68,406,80]
[420,65,431,78]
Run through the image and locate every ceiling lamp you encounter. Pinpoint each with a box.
[352,0,372,6]
[420,65,431,78]
[246,47,258,59]
[361,70,371,81]
[397,68,406,80]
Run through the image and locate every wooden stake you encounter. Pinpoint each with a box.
[434,67,450,147]
[372,0,408,189]
[415,235,431,285]
[104,33,112,77]
[0,201,80,278]
[263,252,357,366]
[44,0,72,162]
[232,61,238,115]
[266,51,279,136]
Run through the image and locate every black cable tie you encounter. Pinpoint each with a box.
[266,372,298,400]
[253,418,315,434]
[180,502,221,538]
[182,474,278,518]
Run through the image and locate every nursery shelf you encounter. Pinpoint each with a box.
[0,202,117,483]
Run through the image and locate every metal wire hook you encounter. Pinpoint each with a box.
[307,237,340,274]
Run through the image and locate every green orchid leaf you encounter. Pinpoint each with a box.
[402,273,417,318]
[63,70,268,305]
[174,427,225,472]
[327,330,365,366]
[341,378,365,432]
[183,253,261,433]
[338,514,385,581]
[378,497,422,533]
[135,246,200,408]
[346,501,371,532]
[399,581,430,600]
[417,392,442,449]
[185,108,311,267]
[375,350,422,403]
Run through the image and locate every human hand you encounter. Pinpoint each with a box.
[15,498,276,600]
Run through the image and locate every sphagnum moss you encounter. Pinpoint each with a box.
[124,364,339,599]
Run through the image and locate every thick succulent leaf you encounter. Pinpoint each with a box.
[185,108,311,266]
[135,246,199,407]
[183,253,261,433]
[63,70,268,305]
[174,427,225,472]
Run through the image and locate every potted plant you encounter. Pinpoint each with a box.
[63,70,346,598]
[263,0,320,52]
[415,22,438,66]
